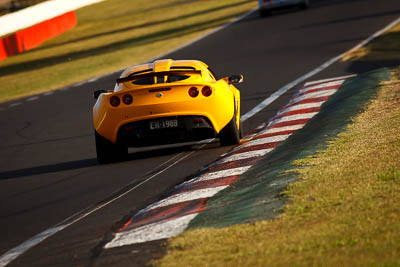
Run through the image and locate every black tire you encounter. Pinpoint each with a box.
[299,0,310,9]
[239,120,244,139]
[219,109,241,146]
[95,131,128,164]
[259,8,271,17]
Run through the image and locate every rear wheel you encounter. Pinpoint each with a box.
[239,120,244,139]
[259,8,271,17]
[299,0,310,9]
[95,131,128,164]
[219,109,241,146]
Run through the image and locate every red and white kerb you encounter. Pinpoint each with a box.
[105,75,354,249]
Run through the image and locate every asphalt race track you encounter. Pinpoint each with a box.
[1,0,400,266]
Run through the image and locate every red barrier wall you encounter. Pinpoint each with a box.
[0,11,77,60]
[0,35,12,60]
[0,41,6,60]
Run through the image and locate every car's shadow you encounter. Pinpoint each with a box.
[0,140,220,181]
[240,0,367,24]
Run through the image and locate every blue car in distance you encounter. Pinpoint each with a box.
[258,0,310,16]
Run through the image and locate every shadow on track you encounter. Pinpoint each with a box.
[297,9,400,29]
[241,0,397,24]
[0,144,204,180]
[0,158,98,180]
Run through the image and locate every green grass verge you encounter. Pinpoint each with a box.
[155,24,400,266]
[186,68,391,230]
[0,0,256,103]
[156,69,400,267]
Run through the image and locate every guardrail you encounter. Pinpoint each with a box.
[0,0,49,15]
[0,0,104,60]
[0,0,104,37]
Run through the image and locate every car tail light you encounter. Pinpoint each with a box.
[188,87,199,98]
[202,86,212,97]
[123,125,134,131]
[110,96,120,107]
[193,118,204,123]
[122,94,133,105]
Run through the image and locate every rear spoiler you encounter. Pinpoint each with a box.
[116,70,202,84]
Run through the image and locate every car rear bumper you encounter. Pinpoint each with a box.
[117,116,215,147]
[93,90,236,144]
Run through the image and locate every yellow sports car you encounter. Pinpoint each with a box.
[93,59,243,164]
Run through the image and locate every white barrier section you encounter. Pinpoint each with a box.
[0,0,105,37]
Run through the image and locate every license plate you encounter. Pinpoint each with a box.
[150,119,178,130]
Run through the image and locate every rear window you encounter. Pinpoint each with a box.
[167,74,190,83]
[131,74,190,85]
[132,76,154,85]
[125,70,200,86]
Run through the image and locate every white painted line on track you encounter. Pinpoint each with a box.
[73,82,84,87]
[0,148,200,267]
[269,112,319,126]
[255,123,267,130]
[217,149,273,164]
[43,91,54,96]
[241,134,292,148]
[9,102,21,108]
[304,74,356,86]
[105,213,198,248]
[87,77,99,83]
[0,226,66,267]
[344,17,400,62]
[292,90,338,104]
[187,166,253,185]
[26,96,39,102]
[277,102,324,115]
[139,186,229,213]
[298,80,344,94]
[241,16,400,122]
[259,124,305,135]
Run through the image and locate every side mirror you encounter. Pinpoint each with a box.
[228,74,244,84]
[94,90,106,100]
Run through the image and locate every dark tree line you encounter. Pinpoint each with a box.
[0,0,47,15]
